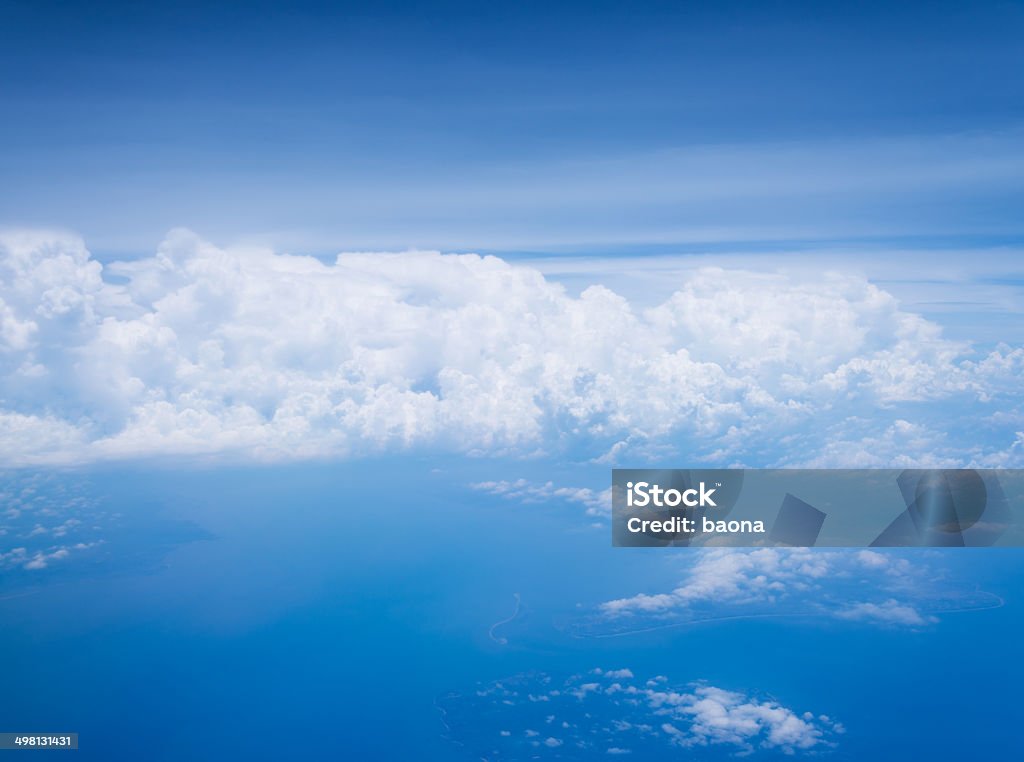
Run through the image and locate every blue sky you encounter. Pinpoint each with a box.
[1,1,1023,471]
[2,4,1024,759]
[2,0,1023,254]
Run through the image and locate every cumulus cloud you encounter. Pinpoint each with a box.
[650,684,839,754]
[600,669,634,680]
[0,229,1021,466]
[580,548,995,636]
[599,548,833,617]
[0,540,101,571]
[834,599,939,627]
[440,669,841,757]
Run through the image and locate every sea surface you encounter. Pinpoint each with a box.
[1,462,1021,760]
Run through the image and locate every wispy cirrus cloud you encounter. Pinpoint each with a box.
[471,480,612,516]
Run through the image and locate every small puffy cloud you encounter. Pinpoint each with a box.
[856,549,889,569]
[23,547,69,570]
[5,540,103,571]
[570,683,601,700]
[602,669,634,680]
[835,599,939,627]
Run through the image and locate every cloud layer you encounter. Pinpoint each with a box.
[1,229,1021,465]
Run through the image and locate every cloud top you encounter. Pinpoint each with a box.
[0,229,1021,466]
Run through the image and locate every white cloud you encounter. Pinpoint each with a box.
[1,540,101,571]
[0,229,1021,466]
[600,548,830,617]
[835,599,939,627]
[472,479,611,515]
[449,669,840,756]
[590,548,972,632]
[23,547,69,570]
[649,684,838,754]
[601,669,634,680]
[856,549,886,565]
[570,683,601,700]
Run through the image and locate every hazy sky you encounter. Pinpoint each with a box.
[3,0,1023,254]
